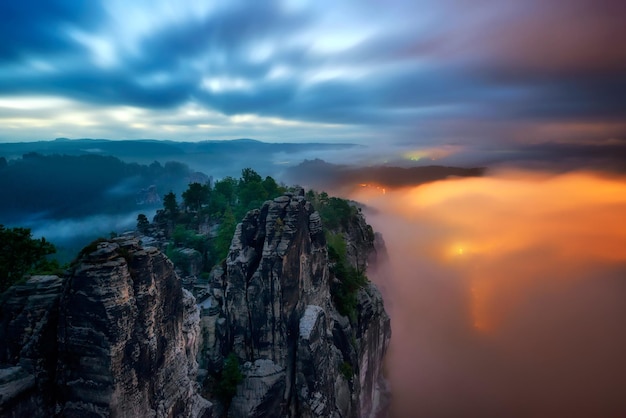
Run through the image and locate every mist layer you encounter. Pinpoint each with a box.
[353,170,626,417]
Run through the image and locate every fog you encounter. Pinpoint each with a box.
[23,211,154,262]
[351,170,626,417]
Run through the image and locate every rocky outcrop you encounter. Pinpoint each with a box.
[0,275,64,418]
[0,238,211,418]
[1,191,390,418]
[200,190,391,417]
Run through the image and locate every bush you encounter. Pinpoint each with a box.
[340,361,353,380]
[216,353,243,407]
[327,233,368,322]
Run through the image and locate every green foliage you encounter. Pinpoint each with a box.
[326,231,347,262]
[0,225,57,293]
[215,209,236,261]
[213,177,237,205]
[216,353,243,407]
[136,213,150,233]
[241,167,262,184]
[165,244,189,274]
[163,191,179,214]
[158,168,286,274]
[237,168,268,217]
[171,225,195,246]
[327,233,368,322]
[182,182,210,212]
[340,361,354,380]
[262,176,285,198]
[306,190,357,231]
[319,197,354,230]
[332,265,368,322]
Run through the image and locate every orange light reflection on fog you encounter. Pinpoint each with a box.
[351,169,626,333]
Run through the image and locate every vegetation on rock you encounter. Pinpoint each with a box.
[306,191,371,322]
[149,168,287,275]
[0,225,59,292]
[216,353,243,410]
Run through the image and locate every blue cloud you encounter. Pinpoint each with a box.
[0,0,104,62]
[0,0,624,145]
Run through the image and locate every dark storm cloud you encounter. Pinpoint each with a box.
[0,69,195,108]
[0,0,625,145]
[0,0,105,62]
[134,2,311,73]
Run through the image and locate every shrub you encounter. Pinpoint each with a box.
[340,361,353,380]
[216,353,243,407]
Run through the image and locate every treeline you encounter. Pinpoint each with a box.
[0,225,61,293]
[153,176,373,322]
[148,168,287,275]
[0,153,194,221]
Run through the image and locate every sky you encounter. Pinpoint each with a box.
[1,0,625,146]
[1,2,625,415]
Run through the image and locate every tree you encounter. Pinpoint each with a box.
[319,197,353,230]
[262,176,285,199]
[214,208,237,260]
[136,213,150,233]
[216,353,243,408]
[182,182,210,212]
[0,225,57,293]
[238,168,267,215]
[163,191,178,213]
[241,168,262,185]
[214,177,237,205]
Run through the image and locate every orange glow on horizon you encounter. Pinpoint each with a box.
[402,145,462,162]
[351,169,626,333]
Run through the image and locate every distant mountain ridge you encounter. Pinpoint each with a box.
[0,138,359,162]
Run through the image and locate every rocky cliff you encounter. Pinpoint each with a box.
[0,191,390,418]
[0,238,211,418]
[199,189,391,417]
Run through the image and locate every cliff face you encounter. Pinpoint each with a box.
[201,190,391,417]
[0,191,390,418]
[0,238,211,418]
[0,275,63,417]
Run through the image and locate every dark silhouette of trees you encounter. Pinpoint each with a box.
[0,225,57,293]
[136,214,150,233]
[216,353,243,409]
[182,182,210,212]
[156,168,287,274]
[163,191,179,214]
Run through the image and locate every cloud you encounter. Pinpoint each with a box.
[0,0,105,62]
[0,0,624,146]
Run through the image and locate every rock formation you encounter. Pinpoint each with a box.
[0,238,211,418]
[199,189,391,417]
[0,190,390,418]
[0,275,63,417]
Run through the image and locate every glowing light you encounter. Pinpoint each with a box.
[351,170,626,333]
[402,145,462,162]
